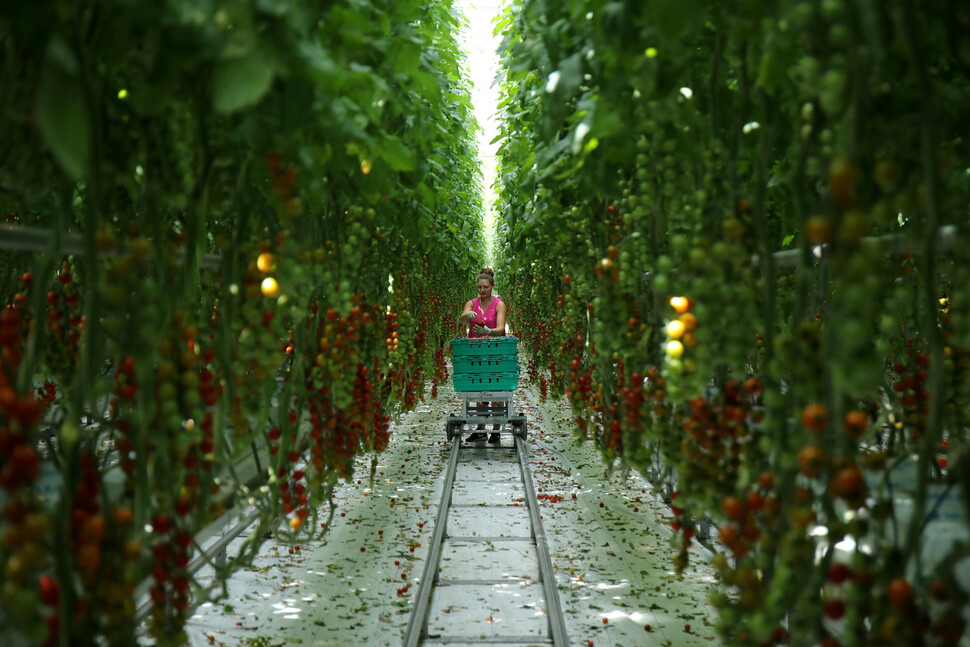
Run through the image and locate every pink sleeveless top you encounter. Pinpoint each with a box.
[467,296,502,338]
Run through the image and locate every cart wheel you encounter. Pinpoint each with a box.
[510,415,527,440]
[446,417,463,441]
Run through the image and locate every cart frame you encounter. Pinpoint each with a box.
[446,390,527,441]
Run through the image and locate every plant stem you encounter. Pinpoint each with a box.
[898,0,946,563]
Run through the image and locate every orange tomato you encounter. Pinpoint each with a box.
[805,215,833,244]
[797,445,825,478]
[79,514,105,544]
[76,542,101,575]
[843,410,868,439]
[757,471,775,490]
[830,466,863,499]
[801,404,829,433]
[722,496,743,520]
[887,578,912,610]
[113,506,134,526]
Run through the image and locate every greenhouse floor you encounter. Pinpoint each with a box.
[175,375,721,647]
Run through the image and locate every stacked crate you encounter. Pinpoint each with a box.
[450,336,520,392]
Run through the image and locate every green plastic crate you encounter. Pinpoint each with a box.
[450,336,519,357]
[452,371,520,392]
[452,355,519,374]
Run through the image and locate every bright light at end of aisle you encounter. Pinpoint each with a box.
[456,0,503,265]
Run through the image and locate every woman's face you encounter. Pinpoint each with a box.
[477,279,492,297]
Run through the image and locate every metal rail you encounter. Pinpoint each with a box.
[403,437,464,647]
[513,434,569,647]
[640,224,958,283]
[133,508,263,624]
[402,431,568,647]
[757,224,957,268]
[0,223,222,269]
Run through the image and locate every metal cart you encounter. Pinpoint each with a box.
[445,337,527,441]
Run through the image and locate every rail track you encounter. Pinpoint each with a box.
[402,424,568,647]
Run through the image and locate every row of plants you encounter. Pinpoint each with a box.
[494,0,969,644]
[0,1,484,645]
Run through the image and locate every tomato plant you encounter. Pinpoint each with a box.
[495,0,970,644]
[0,1,485,645]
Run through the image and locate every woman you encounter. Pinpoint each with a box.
[457,267,507,442]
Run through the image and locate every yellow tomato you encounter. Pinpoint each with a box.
[666,319,686,339]
[261,277,280,297]
[666,340,684,359]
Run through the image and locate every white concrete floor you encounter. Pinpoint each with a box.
[177,368,721,647]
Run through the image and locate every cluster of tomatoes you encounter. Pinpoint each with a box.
[307,300,385,483]
[0,309,44,492]
[890,339,931,443]
[44,262,83,381]
[0,304,55,637]
[680,379,759,494]
[266,150,303,217]
[110,357,139,496]
[66,451,141,644]
[147,512,194,639]
[269,418,310,530]
[526,357,540,383]
[430,346,447,399]
[565,336,596,437]
[353,360,389,454]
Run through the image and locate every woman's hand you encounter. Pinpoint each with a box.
[472,325,490,336]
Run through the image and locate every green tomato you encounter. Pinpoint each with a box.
[787,3,815,29]
[879,314,897,337]
[711,241,732,262]
[828,24,849,47]
[819,70,847,115]
[688,247,707,269]
[791,56,820,90]
[102,314,125,336]
[821,0,844,20]
[840,318,868,350]
[670,234,689,254]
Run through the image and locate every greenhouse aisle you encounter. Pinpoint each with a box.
[177,364,720,647]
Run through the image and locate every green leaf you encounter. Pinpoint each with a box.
[554,53,583,99]
[35,51,88,181]
[380,136,417,172]
[213,55,274,114]
[644,0,706,39]
[757,38,796,97]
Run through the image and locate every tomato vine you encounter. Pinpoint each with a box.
[0,1,485,645]
[495,0,970,644]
